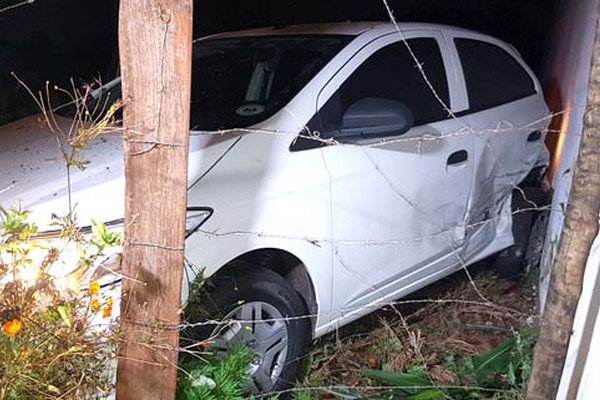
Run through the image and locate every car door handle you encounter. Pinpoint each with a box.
[527,130,542,142]
[447,150,468,165]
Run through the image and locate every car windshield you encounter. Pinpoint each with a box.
[58,35,351,131]
[190,35,351,130]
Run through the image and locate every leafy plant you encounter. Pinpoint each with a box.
[292,389,313,400]
[471,328,538,393]
[361,370,448,400]
[176,346,254,400]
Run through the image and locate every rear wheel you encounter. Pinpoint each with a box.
[492,187,549,279]
[182,267,310,394]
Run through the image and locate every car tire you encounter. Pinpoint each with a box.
[182,266,310,395]
[493,214,533,279]
[523,209,550,273]
[492,187,548,279]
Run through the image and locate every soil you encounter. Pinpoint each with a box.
[300,263,539,398]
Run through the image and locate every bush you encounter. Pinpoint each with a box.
[0,205,120,399]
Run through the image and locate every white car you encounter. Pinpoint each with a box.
[0,22,549,393]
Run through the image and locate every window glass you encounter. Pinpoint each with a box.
[311,38,450,140]
[455,38,536,111]
[189,36,351,130]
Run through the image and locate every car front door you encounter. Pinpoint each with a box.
[307,31,474,322]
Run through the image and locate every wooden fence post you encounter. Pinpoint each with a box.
[116,1,193,399]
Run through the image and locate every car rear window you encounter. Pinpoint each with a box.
[455,38,536,112]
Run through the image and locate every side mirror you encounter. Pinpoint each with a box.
[337,98,414,140]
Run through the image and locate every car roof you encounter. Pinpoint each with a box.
[199,21,478,41]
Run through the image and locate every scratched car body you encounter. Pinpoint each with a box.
[0,22,549,393]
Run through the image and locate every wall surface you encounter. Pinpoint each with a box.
[539,0,600,398]
[539,0,599,309]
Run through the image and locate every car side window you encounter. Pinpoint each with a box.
[311,38,450,140]
[454,38,536,112]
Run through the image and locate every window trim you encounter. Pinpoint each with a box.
[290,30,458,152]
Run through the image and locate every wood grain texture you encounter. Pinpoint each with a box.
[527,15,600,400]
[116,1,193,399]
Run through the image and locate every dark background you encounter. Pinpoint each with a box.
[0,0,561,125]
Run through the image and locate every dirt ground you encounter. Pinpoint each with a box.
[300,263,539,398]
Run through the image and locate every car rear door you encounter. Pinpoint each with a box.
[444,33,550,261]
[307,30,474,321]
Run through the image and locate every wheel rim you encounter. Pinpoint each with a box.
[209,301,289,392]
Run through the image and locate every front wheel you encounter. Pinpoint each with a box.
[182,267,311,394]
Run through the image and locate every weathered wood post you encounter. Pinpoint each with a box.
[116,1,193,398]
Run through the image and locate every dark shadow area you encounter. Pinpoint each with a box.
[0,0,560,125]
[0,0,118,124]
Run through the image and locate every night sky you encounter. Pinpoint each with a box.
[0,0,560,125]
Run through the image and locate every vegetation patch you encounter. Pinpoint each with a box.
[0,206,120,400]
[295,269,538,399]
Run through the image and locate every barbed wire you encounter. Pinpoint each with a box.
[251,383,525,399]
[106,295,535,334]
[0,0,34,14]
[192,204,554,248]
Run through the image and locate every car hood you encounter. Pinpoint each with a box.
[0,114,240,231]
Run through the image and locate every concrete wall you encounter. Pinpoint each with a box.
[539,0,600,398]
[539,0,597,306]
